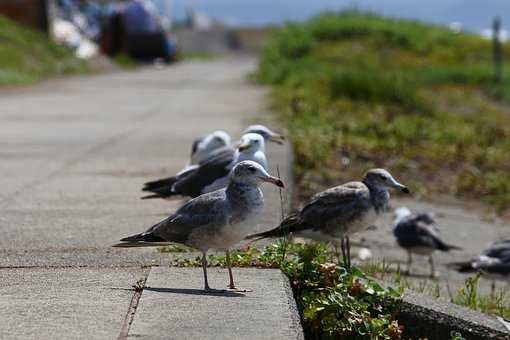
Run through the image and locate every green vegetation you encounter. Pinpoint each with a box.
[255,11,510,213]
[0,15,88,85]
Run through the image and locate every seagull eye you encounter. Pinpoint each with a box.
[379,175,388,180]
[248,166,257,173]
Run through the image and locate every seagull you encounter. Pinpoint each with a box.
[247,169,409,268]
[114,161,285,291]
[392,207,461,278]
[141,133,267,199]
[242,125,285,145]
[451,240,510,281]
[142,125,283,196]
[190,130,231,165]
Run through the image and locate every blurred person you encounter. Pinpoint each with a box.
[119,0,174,62]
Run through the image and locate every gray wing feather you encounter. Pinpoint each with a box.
[171,149,235,197]
[147,190,228,243]
[191,136,204,157]
[394,214,451,251]
[300,182,371,230]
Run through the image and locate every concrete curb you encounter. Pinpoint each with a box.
[397,291,509,339]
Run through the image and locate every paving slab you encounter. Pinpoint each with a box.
[128,267,304,340]
[0,267,146,340]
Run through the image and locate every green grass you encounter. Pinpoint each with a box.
[255,11,510,213]
[0,15,88,85]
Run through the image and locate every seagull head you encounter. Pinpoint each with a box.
[237,133,265,153]
[208,130,231,149]
[363,169,410,194]
[393,206,412,225]
[243,125,285,145]
[201,131,230,151]
[231,161,284,188]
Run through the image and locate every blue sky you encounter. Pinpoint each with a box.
[154,0,510,32]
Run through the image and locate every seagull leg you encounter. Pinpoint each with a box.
[346,236,351,269]
[340,237,347,267]
[428,255,437,278]
[226,249,235,289]
[405,251,412,275]
[202,251,212,291]
[226,249,252,292]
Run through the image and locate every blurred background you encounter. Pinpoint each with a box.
[1,1,509,62]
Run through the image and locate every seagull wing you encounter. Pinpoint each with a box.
[191,136,204,158]
[300,182,371,231]
[394,214,439,248]
[197,145,235,166]
[172,147,235,197]
[482,240,510,260]
[472,241,510,275]
[396,214,461,251]
[124,190,228,245]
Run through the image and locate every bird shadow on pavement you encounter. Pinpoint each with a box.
[145,286,245,297]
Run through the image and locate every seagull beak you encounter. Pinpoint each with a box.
[260,175,285,188]
[394,183,410,194]
[268,134,285,145]
[238,143,250,152]
[390,178,410,194]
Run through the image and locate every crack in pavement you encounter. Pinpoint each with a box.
[118,269,151,340]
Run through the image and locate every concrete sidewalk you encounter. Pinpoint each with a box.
[0,58,300,339]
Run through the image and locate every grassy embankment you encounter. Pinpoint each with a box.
[0,15,88,86]
[255,12,510,215]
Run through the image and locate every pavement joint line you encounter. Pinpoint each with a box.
[0,264,152,270]
[118,268,151,340]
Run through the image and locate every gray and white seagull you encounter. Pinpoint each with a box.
[242,125,285,145]
[142,133,267,199]
[392,207,461,278]
[190,130,232,166]
[247,169,409,267]
[452,240,510,281]
[115,161,284,291]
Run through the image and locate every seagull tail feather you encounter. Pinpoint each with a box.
[245,214,301,241]
[112,232,169,248]
[143,176,178,191]
[437,240,462,252]
[447,261,476,273]
[140,193,164,200]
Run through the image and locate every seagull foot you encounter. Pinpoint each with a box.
[228,286,252,293]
